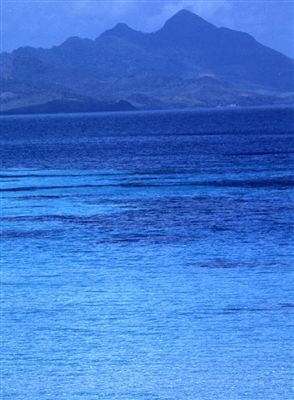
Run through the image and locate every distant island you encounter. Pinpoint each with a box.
[1,9,294,114]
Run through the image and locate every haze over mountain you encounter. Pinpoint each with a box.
[1,9,294,113]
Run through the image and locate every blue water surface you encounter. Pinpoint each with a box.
[1,107,294,399]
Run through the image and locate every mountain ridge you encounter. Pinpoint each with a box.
[1,9,293,113]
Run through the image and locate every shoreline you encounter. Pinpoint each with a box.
[1,103,293,118]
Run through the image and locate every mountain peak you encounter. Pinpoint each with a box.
[61,36,83,46]
[169,9,200,20]
[100,22,140,39]
[112,22,132,33]
[163,9,216,30]
[60,36,94,49]
[155,9,216,47]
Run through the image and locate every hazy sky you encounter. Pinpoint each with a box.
[1,0,294,58]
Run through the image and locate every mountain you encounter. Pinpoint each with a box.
[0,99,136,115]
[1,9,294,113]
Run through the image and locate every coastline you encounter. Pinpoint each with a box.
[1,103,293,118]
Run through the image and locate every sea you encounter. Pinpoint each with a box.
[1,106,293,399]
